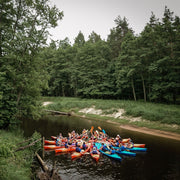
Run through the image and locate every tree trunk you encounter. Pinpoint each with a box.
[141,74,146,102]
[62,85,65,97]
[131,78,136,101]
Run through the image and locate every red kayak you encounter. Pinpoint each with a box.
[51,136,67,142]
[44,140,56,145]
[90,147,100,162]
[133,144,145,148]
[55,146,76,153]
[71,143,90,159]
[44,145,64,150]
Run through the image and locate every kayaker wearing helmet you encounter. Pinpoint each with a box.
[116,134,122,142]
[91,146,98,154]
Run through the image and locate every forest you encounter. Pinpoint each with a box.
[0,0,179,129]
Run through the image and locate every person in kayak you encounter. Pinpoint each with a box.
[116,134,122,142]
[82,142,87,150]
[127,138,134,148]
[75,141,78,147]
[115,139,120,147]
[64,142,69,148]
[119,144,125,151]
[110,146,116,154]
[100,143,108,152]
[91,146,98,154]
[56,138,61,146]
[76,145,82,153]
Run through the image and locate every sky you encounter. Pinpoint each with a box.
[48,0,180,44]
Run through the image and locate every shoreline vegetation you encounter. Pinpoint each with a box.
[42,97,180,141]
[0,130,41,180]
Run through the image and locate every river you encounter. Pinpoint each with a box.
[21,115,180,180]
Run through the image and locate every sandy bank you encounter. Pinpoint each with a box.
[79,106,180,141]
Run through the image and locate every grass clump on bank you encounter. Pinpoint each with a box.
[0,129,41,180]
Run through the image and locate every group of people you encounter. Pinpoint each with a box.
[55,129,134,154]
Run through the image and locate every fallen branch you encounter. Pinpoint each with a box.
[44,109,71,116]
[36,152,62,180]
[16,138,32,146]
[14,138,42,152]
[35,152,49,172]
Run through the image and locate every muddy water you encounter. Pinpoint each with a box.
[21,115,180,180]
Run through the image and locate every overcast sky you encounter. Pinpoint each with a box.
[48,0,180,44]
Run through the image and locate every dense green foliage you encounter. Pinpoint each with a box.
[0,130,41,180]
[0,3,179,129]
[41,7,180,104]
[0,0,63,128]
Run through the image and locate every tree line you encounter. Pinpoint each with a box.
[41,7,180,103]
[0,1,179,129]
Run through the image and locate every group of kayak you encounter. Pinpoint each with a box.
[44,127,147,162]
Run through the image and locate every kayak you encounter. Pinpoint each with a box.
[90,147,100,162]
[95,143,122,162]
[51,136,67,142]
[115,150,136,157]
[44,140,56,145]
[71,143,90,159]
[133,144,145,148]
[125,147,147,152]
[90,153,100,162]
[55,146,76,153]
[113,146,147,152]
[44,145,64,150]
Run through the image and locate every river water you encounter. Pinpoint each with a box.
[21,115,180,180]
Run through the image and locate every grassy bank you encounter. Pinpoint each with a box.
[0,129,41,180]
[41,97,180,134]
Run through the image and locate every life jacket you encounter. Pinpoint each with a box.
[111,150,115,154]
[56,139,60,146]
[76,147,81,152]
[102,145,107,151]
[92,150,98,154]
[82,143,87,150]
[65,143,68,148]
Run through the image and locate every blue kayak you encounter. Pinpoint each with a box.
[125,147,147,152]
[95,143,122,161]
[115,150,136,157]
[113,146,147,152]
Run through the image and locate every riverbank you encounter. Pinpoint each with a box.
[0,130,41,180]
[41,97,180,140]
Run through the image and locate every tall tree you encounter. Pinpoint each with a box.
[115,32,138,101]
[0,0,63,128]
[88,31,101,43]
[74,31,85,47]
[107,16,133,58]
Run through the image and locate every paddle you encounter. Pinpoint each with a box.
[90,126,94,134]
[98,126,106,135]
[98,126,102,131]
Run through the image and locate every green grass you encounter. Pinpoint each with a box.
[41,97,180,133]
[0,129,41,180]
